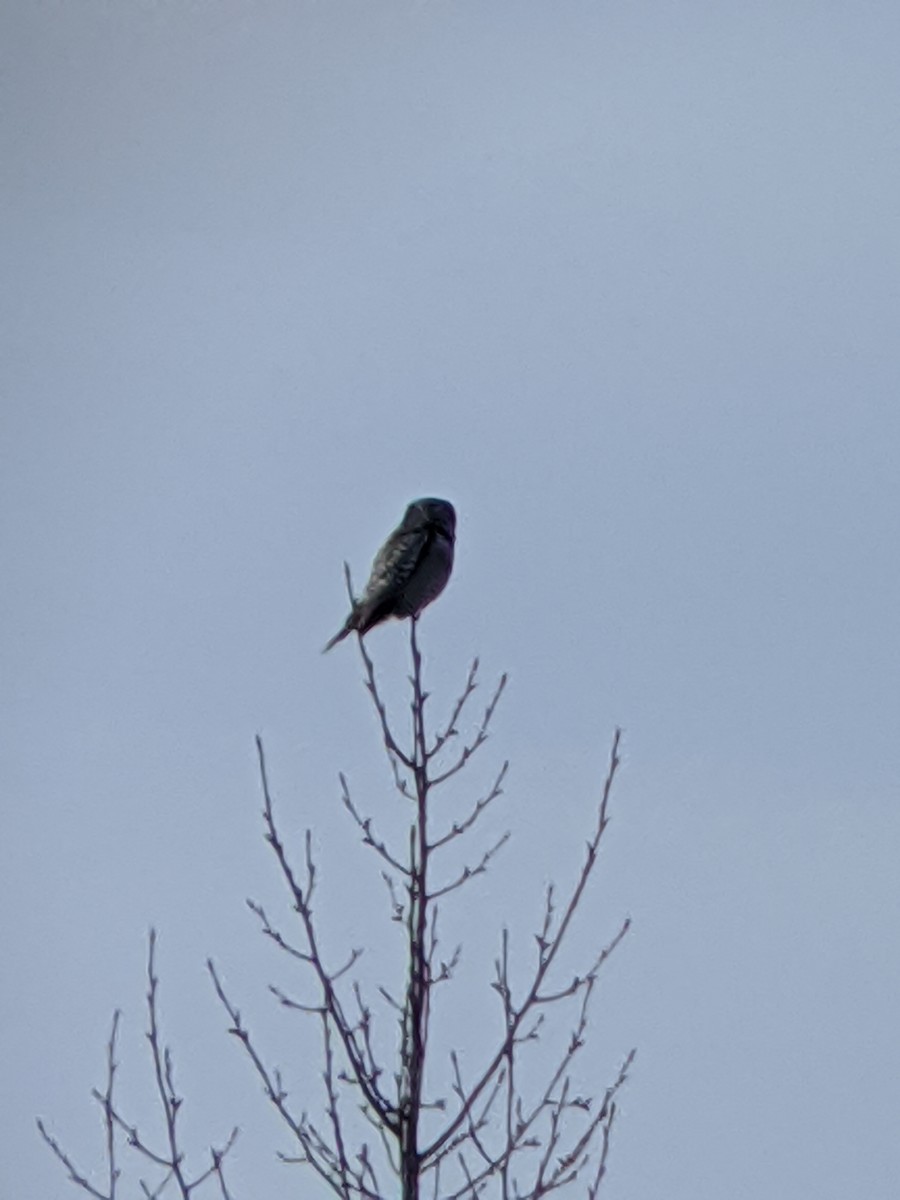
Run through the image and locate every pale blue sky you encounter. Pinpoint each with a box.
[3,3,900,1198]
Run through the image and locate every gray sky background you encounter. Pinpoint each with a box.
[3,2,900,1197]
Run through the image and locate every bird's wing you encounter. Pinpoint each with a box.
[363,525,431,606]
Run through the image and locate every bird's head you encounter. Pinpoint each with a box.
[406,498,456,541]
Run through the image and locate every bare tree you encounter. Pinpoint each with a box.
[211,622,633,1199]
[40,623,633,1198]
[38,930,238,1200]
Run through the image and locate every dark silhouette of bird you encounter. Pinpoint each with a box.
[323,498,456,652]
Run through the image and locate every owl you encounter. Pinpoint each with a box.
[323,498,456,652]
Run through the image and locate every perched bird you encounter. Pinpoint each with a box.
[323,498,456,652]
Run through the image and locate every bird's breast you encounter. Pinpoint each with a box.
[398,531,454,616]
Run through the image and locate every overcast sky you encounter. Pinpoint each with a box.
[3,2,900,1198]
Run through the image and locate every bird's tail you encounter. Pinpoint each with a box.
[322,618,354,654]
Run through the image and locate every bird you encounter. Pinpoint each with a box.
[323,498,456,652]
